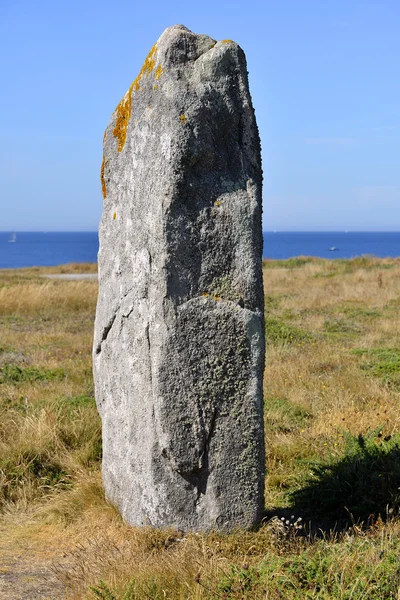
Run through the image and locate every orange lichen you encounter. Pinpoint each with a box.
[215,200,221,207]
[100,156,107,199]
[222,39,233,43]
[179,114,187,124]
[155,65,163,80]
[113,212,116,220]
[113,44,158,152]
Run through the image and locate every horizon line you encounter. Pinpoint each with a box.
[2,230,400,234]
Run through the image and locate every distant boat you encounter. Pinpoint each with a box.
[8,232,16,243]
[329,246,338,251]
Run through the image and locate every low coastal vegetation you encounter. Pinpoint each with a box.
[1,257,400,598]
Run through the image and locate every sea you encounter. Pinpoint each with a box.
[1,231,400,269]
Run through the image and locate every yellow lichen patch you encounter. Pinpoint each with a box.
[113,89,133,152]
[202,292,210,298]
[213,294,222,301]
[155,65,163,80]
[113,44,158,152]
[222,39,233,43]
[153,85,158,90]
[103,131,107,142]
[113,212,116,220]
[179,114,187,124]
[100,156,107,199]
[215,200,221,207]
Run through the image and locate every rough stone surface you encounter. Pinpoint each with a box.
[94,25,265,532]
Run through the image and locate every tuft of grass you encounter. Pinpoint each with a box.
[265,396,312,433]
[0,363,66,384]
[342,306,381,319]
[58,394,97,413]
[324,317,362,334]
[351,348,400,387]
[0,403,101,509]
[265,314,313,345]
[264,294,280,309]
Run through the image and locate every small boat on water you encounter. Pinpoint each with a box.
[8,232,16,243]
[329,246,338,251]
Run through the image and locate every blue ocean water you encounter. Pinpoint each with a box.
[0,232,99,269]
[1,231,400,269]
[263,232,400,260]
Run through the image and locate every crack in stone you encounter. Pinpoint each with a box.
[145,324,153,389]
[178,409,217,505]
[95,287,137,356]
[122,305,134,319]
[95,312,117,355]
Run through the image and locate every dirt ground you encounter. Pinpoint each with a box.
[0,520,66,600]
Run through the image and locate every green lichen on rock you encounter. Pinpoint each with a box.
[203,274,243,304]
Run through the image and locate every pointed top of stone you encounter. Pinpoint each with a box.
[155,24,219,67]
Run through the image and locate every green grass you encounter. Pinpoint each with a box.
[264,396,313,433]
[89,532,400,599]
[2,260,400,599]
[265,314,313,344]
[290,429,400,522]
[351,348,400,387]
[59,394,97,411]
[264,256,319,269]
[0,363,66,384]
[324,317,363,335]
[341,306,381,319]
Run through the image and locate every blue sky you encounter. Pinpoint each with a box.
[0,0,399,231]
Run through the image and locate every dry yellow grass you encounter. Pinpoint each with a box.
[1,259,400,599]
[0,280,97,315]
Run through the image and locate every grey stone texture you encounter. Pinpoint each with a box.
[94,25,265,532]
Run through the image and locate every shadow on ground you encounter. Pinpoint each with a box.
[264,430,400,535]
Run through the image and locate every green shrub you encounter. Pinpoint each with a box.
[0,363,66,384]
[266,315,312,345]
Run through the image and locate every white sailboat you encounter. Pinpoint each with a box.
[8,232,16,243]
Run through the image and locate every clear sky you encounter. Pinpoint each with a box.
[1,0,399,231]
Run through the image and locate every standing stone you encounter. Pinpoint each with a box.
[94,25,265,532]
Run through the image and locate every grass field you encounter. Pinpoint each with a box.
[2,257,400,599]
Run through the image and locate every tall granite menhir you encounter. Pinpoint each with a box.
[94,25,265,531]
